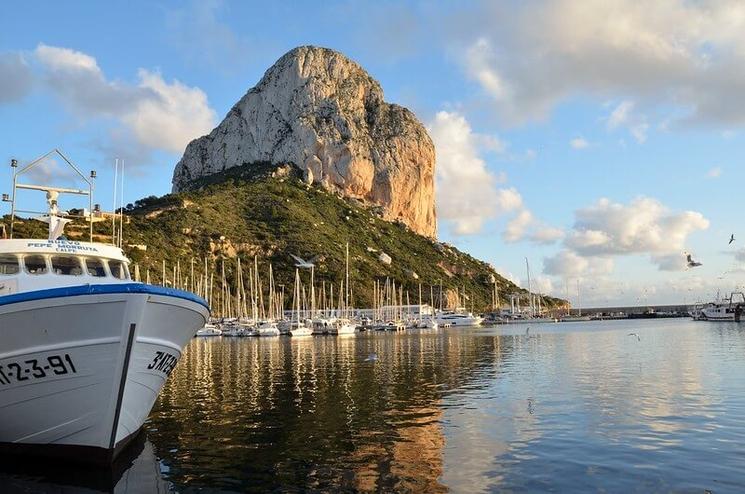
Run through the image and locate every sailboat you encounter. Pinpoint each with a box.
[289,269,312,337]
[329,243,356,335]
[0,150,208,463]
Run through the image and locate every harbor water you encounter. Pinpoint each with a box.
[2,318,745,492]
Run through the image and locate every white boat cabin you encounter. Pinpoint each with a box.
[0,239,131,296]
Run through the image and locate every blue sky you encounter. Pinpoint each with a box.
[1,0,744,306]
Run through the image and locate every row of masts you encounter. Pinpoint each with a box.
[128,249,551,319]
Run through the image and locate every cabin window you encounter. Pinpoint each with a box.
[0,255,19,275]
[85,258,107,277]
[51,256,83,276]
[108,260,128,280]
[24,255,48,275]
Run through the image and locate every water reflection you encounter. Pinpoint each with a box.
[150,331,489,492]
[0,432,171,493]
[4,320,745,492]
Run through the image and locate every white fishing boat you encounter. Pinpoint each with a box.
[0,151,209,463]
[701,292,745,321]
[195,323,222,337]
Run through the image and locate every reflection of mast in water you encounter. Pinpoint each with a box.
[290,334,318,406]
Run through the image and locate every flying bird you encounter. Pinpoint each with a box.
[628,333,640,342]
[729,234,736,245]
[685,252,702,268]
[290,254,319,269]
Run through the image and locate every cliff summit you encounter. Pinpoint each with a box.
[172,46,436,237]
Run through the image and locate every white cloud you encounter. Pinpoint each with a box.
[501,207,564,245]
[566,197,709,261]
[474,133,507,154]
[459,0,745,129]
[494,187,523,211]
[503,209,533,242]
[569,137,589,149]
[429,111,515,235]
[124,69,215,153]
[0,52,32,103]
[522,275,554,295]
[465,38,509,101]
[606,100,648,143]
[542,197,709,275]
[530,226,565,244]
[543,249,614,278]
[34,44,216,159]
[707,166,722,178]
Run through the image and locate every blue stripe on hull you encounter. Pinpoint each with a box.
[0,283,209,310]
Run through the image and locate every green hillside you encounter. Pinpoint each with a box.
[3,163,567,313]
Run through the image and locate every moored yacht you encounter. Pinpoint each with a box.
[196,323,222,337]
[253,320,280,337]
[435,309,483,327]
[0,151,209,463]
[328,318,356,335]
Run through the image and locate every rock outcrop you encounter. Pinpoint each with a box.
[172,46,436,237]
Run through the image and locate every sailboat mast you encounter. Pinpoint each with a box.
[525,257,533,317]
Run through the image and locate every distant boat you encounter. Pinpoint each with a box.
[289,268,312,336]
[289,325,313,337]
[196,323,222,337]
[701,292,745,321]
[559,315,591,322]
[254,320,280,337]
[435,310,483,327]
[419,316,439,329]
[329,318,356,335]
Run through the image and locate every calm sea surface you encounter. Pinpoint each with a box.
[2,319,745,493]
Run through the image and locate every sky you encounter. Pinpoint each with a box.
[1,0,744,307]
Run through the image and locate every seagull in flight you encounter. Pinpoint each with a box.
[628,333,640,341]
[685,252,702,268]
[729,234,736,245]
[290,254,319,269]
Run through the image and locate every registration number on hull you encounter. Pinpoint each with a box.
[146,351,179,376]
[0,354,77,385]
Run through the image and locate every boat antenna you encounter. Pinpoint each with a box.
[119,159,125,248]
[112,158,118,246]
[7,149,94,241]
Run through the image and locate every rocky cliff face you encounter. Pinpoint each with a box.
[172,46,436,237]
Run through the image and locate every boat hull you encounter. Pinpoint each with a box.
[0,284,208,463]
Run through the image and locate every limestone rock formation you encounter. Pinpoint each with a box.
[172,46,436,237]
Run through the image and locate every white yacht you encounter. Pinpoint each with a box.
[328,318,356,335]
[289,324,313,337]
[196,323,222,337]
[701,292,745,321]
[0,151,209,463]
[435,310,483,327]
[418,317,439,330]
[253,320,280,337]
